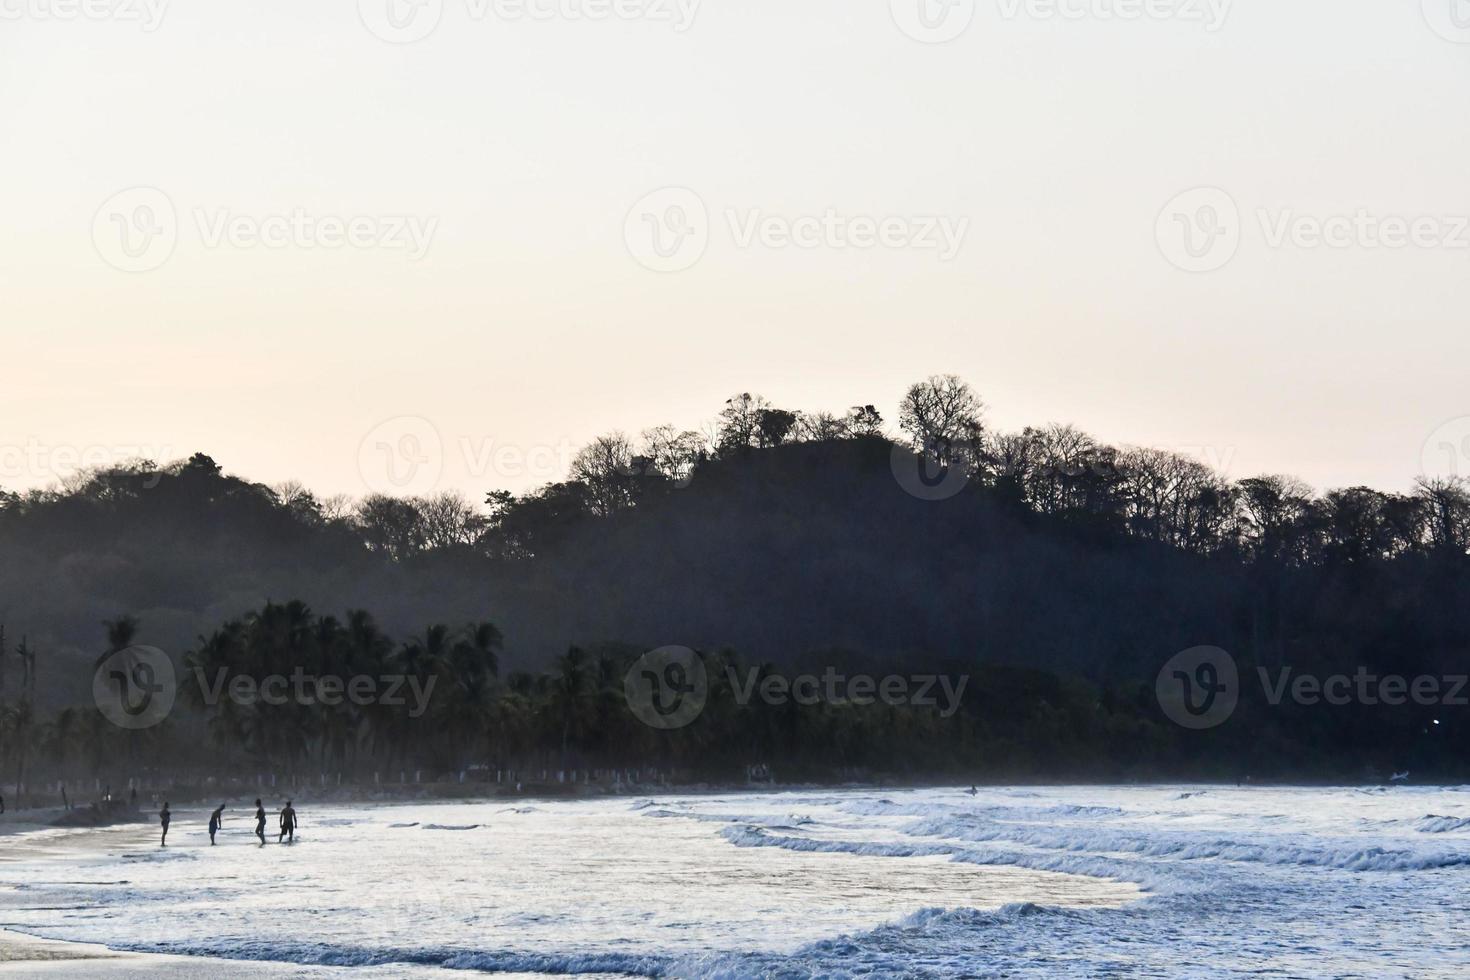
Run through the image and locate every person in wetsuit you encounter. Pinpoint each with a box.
[159,802,171,846]
[208,804,226,845]
[254,798,267,845]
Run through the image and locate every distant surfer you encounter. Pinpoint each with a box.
[209,804,226,845]
[254,799,267,845]
[159,802,171,846]
[967,786,978,796]
[279,800,297,843]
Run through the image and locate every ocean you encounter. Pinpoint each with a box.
[2,786,1468,977]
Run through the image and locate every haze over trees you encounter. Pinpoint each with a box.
[1,375,1468,788]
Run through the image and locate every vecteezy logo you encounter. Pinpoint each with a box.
[358,0,444,43]
[358,415,444,496]
[1156,646,1238,730]
[625,645,708,729]
[890,439,973,501]
[1421,417,1470,481]
[1155,187,1240,273]
[93,645,177,730]
[92,187,178,273]
[1422,0,1470,43]
[624,188,709,273]
[890,0,976,43]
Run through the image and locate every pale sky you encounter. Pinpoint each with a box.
[3,0,1469,500]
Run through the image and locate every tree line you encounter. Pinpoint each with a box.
[2,374,1467,795]
[3,375,1465,567]
[5,594,1463,799]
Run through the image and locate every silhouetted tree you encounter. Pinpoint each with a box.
[570,433,638,517]
[898,374,984,465]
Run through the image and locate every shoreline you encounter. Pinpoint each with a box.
[0,783,1140,976]
[0,929,128,969]
[0,820,343,977]
[1,773,1455,824]
[0,783,1451,976]
[0,931,421,977]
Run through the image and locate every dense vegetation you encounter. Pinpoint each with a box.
[1,376,1467,795]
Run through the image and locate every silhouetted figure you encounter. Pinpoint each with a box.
[208,804,226,845]
[279,800,297,843]
[967,786,978,796]
[0,792,5,814]
[130,787,137,806]
[159,802,171,846]
[61,787,69,810]
[254,799,266,845]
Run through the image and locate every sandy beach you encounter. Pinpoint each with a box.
[0,814,174,974]
[0,813,358,978]
[0,929,430,977]
[0,926,364,977]
[0,804,607,979]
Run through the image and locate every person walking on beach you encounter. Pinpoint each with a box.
[254,799,267,845]
[278,800,297,844]
[208,804,226,845]
[159,802,171,846]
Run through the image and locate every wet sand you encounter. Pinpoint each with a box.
[0,928,356,976]
[0,815,497,978]
[0,816,299,976]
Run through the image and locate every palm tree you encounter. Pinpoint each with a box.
[7,697,35,807]
[463,623,502,679]
[549,647,590,769]
[0,704,14,797]
[342,610,391,773]
[78,708,114,781]
[46,707,81,788]
[101,615,139,662]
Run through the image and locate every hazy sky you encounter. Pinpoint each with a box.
[3,0,1469,500]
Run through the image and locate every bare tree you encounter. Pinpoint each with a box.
[897,375,984,464]
[319,494,355,523]
[640,425,706,486]
[716,393,772,454]
[1415,477,1470,554]
[794,411,849,442]
[986,429,1041,497]
[1025,424,1104,515]
[1235,475,1317,563]
[419,491,487,549]
[273,480,323,524]
[1118,447,1233,551]
[570,432,637,517]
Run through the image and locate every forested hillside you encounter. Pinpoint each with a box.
[3,376,1467,712]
